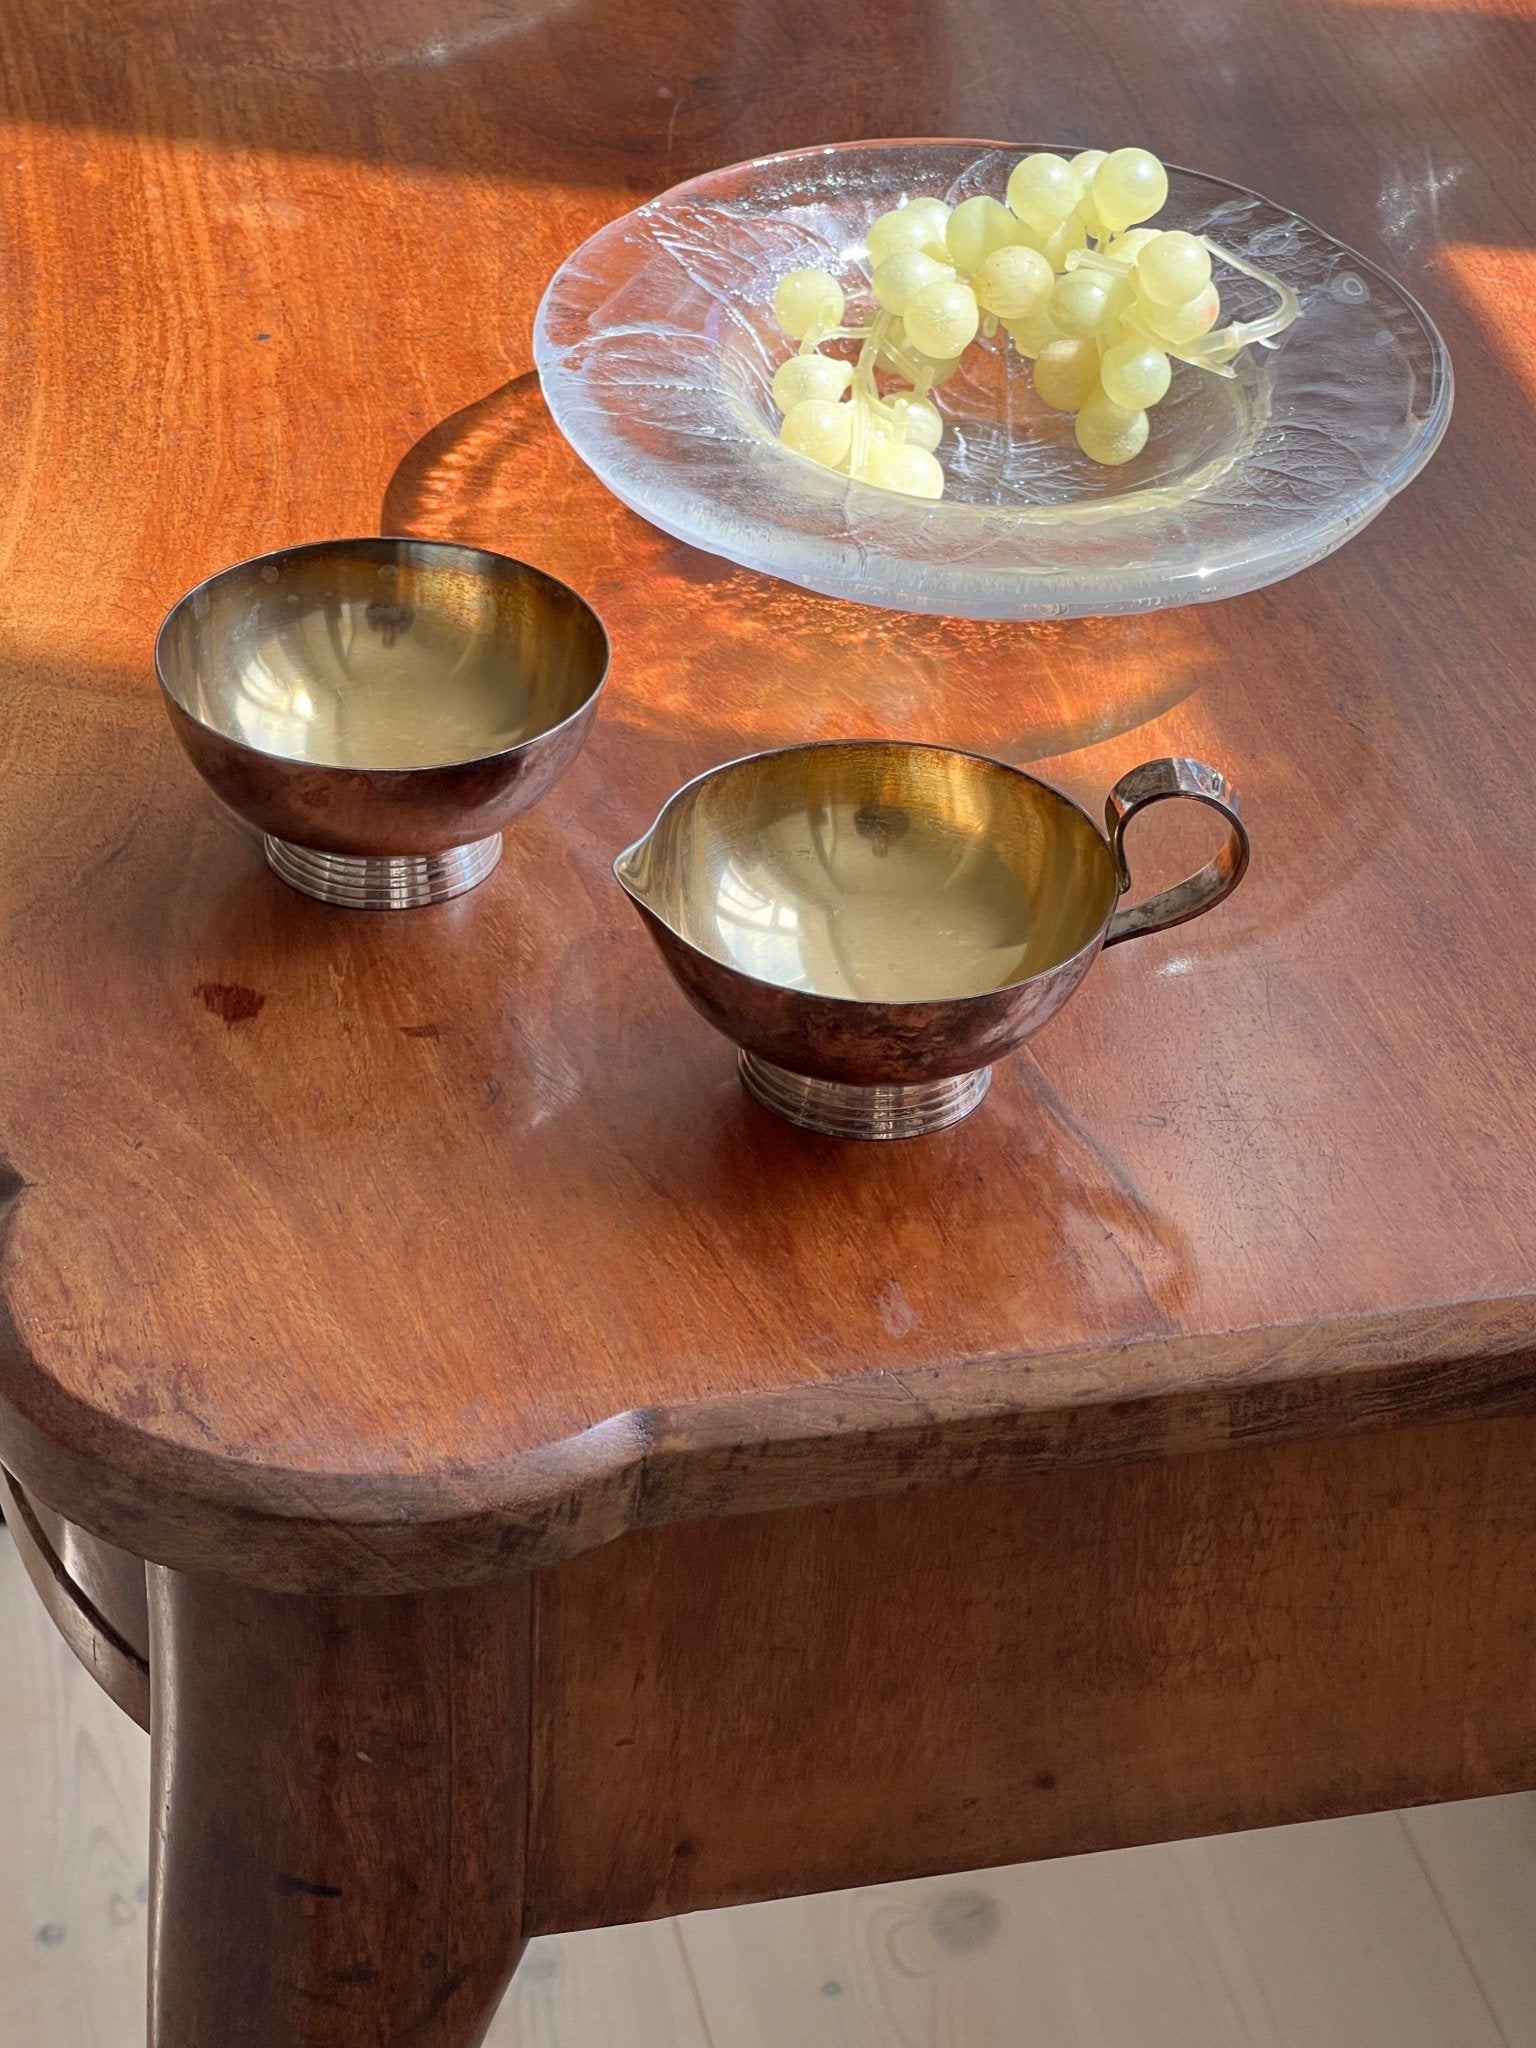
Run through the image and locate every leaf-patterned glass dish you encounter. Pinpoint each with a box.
[534,140,1452,620]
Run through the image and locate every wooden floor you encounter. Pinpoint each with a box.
[5,1533,1536,2047]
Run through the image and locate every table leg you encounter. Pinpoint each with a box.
[146,1564,530,2048]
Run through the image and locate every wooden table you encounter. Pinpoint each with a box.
[4,0,1536,2040]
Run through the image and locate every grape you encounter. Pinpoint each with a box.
[1072,149,1109,238]
[1100,337,1172,408]
[903,196,953,237]
[1143,281,1220,344]
[766,143,1251,499]
[1033,337,1102,413]
[1005,308,1061,358]
[867,201,950,267]
[903,278,980,358]
[973,244,1053,320]
[885,394,944,451]
[872,249,952,314]
[861,439,945,499]
[1102,276,1136,328]
[771,353,854,410]
[912,351,964,387]
[1074,388,1150,464]
[1103,227,1160,265]
[1040,215,1089,269]
[1006,152,1084,233]
[945,195,1022,273]
[780,397,853,467]
[1049,271,1113,338]
[1135,229,1212,308]
[1093,148,1169,235]
[773,268,845,341]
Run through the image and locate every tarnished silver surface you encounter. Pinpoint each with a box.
[617,740,1248,1138]
[739,1053,992,1141]
[262,833,503,908]
[157,537,608,908]
[1104,757,1251,945]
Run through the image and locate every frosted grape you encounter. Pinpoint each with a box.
[1072,149,1109,237]
[1135,229,1212,308]
[1006,152,1084,233]
[902,278,980,358]
[1144,281,1221,344]
[945,195,1022,272]
[773,268,845,341]
[973,244,1053,320]
[1093,148,1169,235]
[867,201,950,267]
[861,439,945,499]
[763,138,1295,499]
[886,394,944,451]
[903,196,953,237]
[1074,388,1150,464]
[780,397,853,467]
[1103,227,1160,265]
[1033,337,1103,413]
[911,352,964,387]
[771,353,854,410]
[866,210,914,266]
[872,249,952,314]
[1005,308,1061,358]
[1100,336,1172,408]
[1041,215,1089,268]
[1103,276,1136,328]
[1049,271,1113,337]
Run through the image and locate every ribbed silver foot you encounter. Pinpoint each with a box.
[738,1052,992,1140]
[263,834,503,909]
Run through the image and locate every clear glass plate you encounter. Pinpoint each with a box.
[534,140,1452,621]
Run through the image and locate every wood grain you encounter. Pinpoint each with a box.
[0,1471,149,1729]
[8,1534,1536,2048]
[147,1565,532,2046]
[528,1415,1536,1930]
[12,1531,1536,2048]
[23,1491,150,1666]
[0,0,1534,1587]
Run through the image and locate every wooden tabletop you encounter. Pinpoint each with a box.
[2,0,1534,1592]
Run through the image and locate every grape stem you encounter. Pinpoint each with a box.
[1197,237,1302,356]
[1068,234,1302,378]
[802,308,930,466]
[1064,247,1139,281]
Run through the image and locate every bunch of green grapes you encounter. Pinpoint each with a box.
[767,144,1288,499]
[1006,149,1222,466]
[769,226,957,502]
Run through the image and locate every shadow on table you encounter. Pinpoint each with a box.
[4,0,1533,270]
[0,0,977,189]
[381,372,1209,765]
[379,366,1406,946]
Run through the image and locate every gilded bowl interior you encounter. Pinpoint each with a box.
[620,743,1118,1003]
[157,539,608,772]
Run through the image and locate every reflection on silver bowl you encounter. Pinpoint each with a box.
[616,740,1249,1139]
[156,537,609,908]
